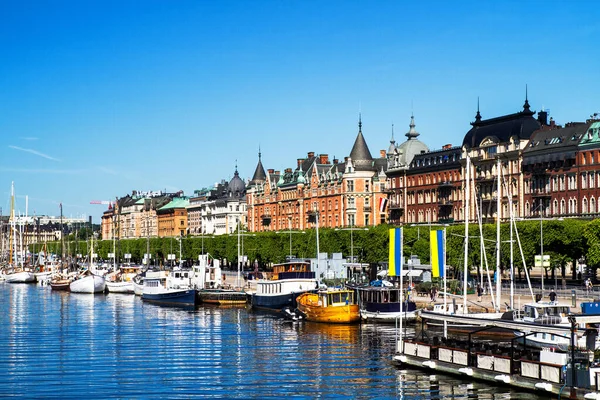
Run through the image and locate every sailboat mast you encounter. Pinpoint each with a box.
[463,156,470,313]
[496,157,502,311]
[9,182,14,265]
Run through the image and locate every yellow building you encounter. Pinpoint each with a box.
[157,197,189,237]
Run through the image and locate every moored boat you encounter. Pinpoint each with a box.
[296,288,360,323]
[69,270,106,293]
[251,261,319,312]
[198,288,247,305]
[357,284,418,322]
[141,270,196,307]
[50,278,71,291]
[106,265,140,294]
[5,268,36,283]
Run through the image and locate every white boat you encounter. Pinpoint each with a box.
[69,270,106,293]
[133,274,144,295]
[70,233,105,293]
[105,265,140,294]
[141,270,196,307]
[5,269,36,283]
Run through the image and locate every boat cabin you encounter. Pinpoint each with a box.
[271,262,314,280]
[317,290,356,307]
[522,303,570,324]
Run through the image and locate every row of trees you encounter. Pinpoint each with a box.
[38,219,600,277]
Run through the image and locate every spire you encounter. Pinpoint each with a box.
[475,97,482,122]
[358,112,362,133]
[405,113,420,139]
[349,114,375,171]
[250,147,267,184]
[523,84,530,112]
[391,123,395,144]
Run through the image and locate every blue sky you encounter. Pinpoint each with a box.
[1,0,598,221]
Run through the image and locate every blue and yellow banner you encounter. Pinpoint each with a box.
[388,228,402,277]
[430,230,445,278]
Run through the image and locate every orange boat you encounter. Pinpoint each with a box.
[296,289,360,324]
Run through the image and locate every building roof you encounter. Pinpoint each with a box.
[349,116,376,171]
[579,121,600,148]
[228,167,246,198]
[522,122,590,165]
[408,146,462,173]
[462,98,541,148]
[249,150,267,186]
[158,197,190,211]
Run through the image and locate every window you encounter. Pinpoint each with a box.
[364,214,370,226]
[365,181,370,192]
[347,180,354,192]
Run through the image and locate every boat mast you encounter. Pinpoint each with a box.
[496,157,502,311]
[9,182,14,265]
[237,217,241,289]
[463,155,470,313]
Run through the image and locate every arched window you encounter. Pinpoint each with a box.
[560,199,566,215]
[591,197,596,214]
[553,199,559,215]
[583,198,588,214]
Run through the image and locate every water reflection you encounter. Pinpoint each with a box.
[0,285,546,399]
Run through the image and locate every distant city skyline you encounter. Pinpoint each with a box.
[1,1,598,221]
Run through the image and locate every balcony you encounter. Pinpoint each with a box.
[438,181,453,188]
[438,200,453,207]
[260,215,272,226]
[438,218,455,224]
[364,206,372,212]
[390,203,404,210]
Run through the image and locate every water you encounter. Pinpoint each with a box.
[0,284,543,399]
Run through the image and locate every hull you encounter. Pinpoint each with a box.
[142,289,197,307]
[198,289,247,305]
[252,292,305,311]
[297,293,360,323]
[106,281,135,294]
[361,310,418,322]
[50,280,71,291]
[5,271,36,283]
[70,275,106,293]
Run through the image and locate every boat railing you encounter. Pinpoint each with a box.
[399,339,565,384]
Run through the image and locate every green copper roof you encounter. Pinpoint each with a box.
[158,197,189,210]
[579,121,600,147]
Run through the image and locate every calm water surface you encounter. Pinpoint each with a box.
[0,284,543,399]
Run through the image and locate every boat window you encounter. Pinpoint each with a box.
[331,293,341,304]
[390,290,398,303]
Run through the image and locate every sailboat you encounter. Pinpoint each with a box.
[5,182,35,283]
[69,233,106,293]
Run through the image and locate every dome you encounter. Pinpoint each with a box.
[397,115,429,166]
[227,169,246,198]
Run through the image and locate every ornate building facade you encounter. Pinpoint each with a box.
[246,118,388,232]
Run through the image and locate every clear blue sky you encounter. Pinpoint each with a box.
[1,0,598,222]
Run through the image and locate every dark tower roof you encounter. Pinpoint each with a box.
[462,97,540,148]
[227,164,246,198]
[349,114,375,171]
[249,148,266,185]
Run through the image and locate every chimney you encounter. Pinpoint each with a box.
[297,158,304,168]
[379,150,386,158]
[319,154,329,164]
[442,144,452,150]
[307,151,315,158]
[344,156,349,163]
[285,168,292,173]
[550,117,555,127]
[267,169,274,174]
[333,158,339,164]
[275,170,280,176]
[538,110,548,126]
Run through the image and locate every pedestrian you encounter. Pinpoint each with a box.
[477,284,483,302]
[549,290,557,303]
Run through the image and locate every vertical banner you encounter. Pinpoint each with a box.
[430,229,445,278]
[388,227,402,277]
